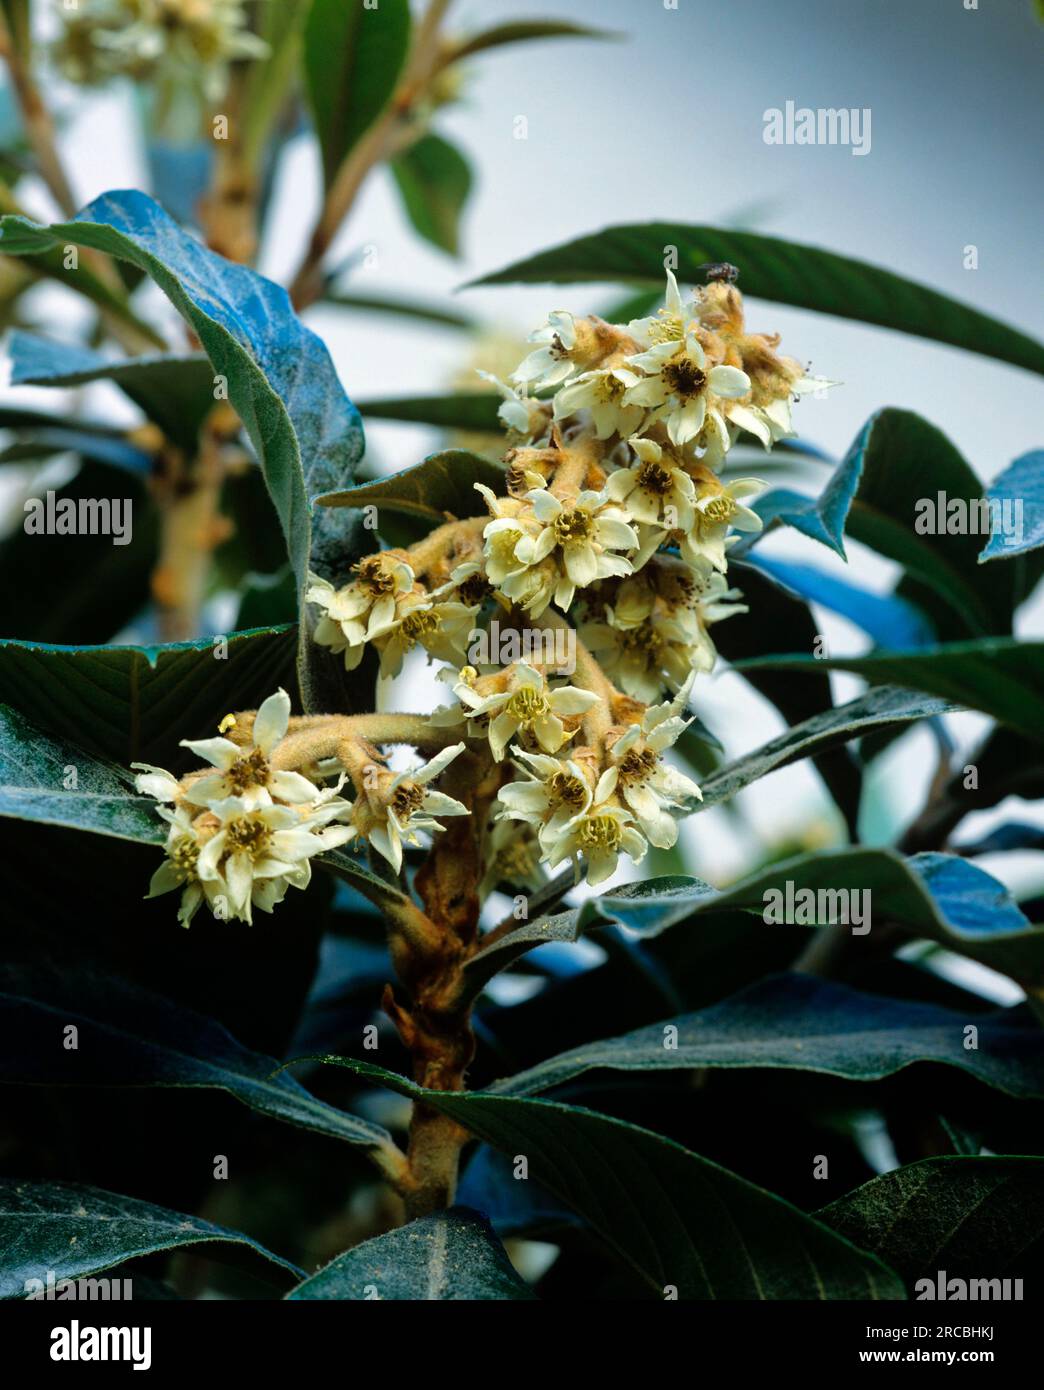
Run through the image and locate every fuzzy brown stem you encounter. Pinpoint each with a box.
[402,1106,470,1219]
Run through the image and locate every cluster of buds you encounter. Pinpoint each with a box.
[53,0,266,100]
[136,271,832,916]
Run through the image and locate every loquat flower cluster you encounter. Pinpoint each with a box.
[136,272,833,914]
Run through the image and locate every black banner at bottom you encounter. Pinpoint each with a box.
[0,1297,1033,1372]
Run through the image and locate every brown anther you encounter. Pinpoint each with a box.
[663,360,707,399]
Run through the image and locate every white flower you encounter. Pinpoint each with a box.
[728,371,837,448]
[581,569,747,701]
[542,796,648,887]
[601,676,703,848]
[679,478,765,573]
[368,589,480,680]
[581,606,703,703]
[164,688,318,810]
[452,662,600,761]
[146,795,351,927]
[192,797,350,925]
[552,365,645,440]
[623,334,750,448]
[496,748,596,848]
[344,744,469,873]
[604,437,696,530]
[514,485,638,614]
[625,268,693,351]
[512,311,582,390]
[131,762,183,804]
[143,805,225,927]
[476,370,551,444]
[306,554,415,672]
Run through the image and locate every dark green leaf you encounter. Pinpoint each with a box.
[0,427,152,474]
[240,0,310,171]
[716,559,864,835]
[957,822,1044,856]
[744,410,1015,637]
[468,223,1044,378]
[738,639,1044,743]
[304,0,411,188]
[0,1180,302,1299]
[316,845,412,913]
[286,1207,536,1299]
[457,1147,580,1239]
[235,566,298,630]
[323,289,474,330]
[819,1158,1044,1286]
[576,851,1041,984]
[290,1058,904,1299]
[0,625,297,766]
[0,958,393,1152]
[0,704,160,842]
[698,686,954,809]
[317,448,504,520]
[6,331,215,452]
[460,907,585,999]
[0,183,166,350]
[450,19,617,62]
[0,192,365,593]
[495,973,1044,1100]
[391,133,473,257]
[356,391,502,432]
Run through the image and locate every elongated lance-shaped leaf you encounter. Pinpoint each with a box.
[494,973,1044,1100]
[450,19,618,62]
[0,959,394,1153]
[740,554,936,648]
[468,222,1044,377]
[304,0,411,188]
[5,330,215,452]
[464,849,1043,995]
[738,409,1018,638]
[818,1157,1044,1287]
[391,134,473,258]
[0,1180,303,1299]
[578,852,1040,981]
[697,686,955,809]
[737,639,1044,742]
[317,449,505,519]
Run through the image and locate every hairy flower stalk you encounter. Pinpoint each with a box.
[133,267,830,1214]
